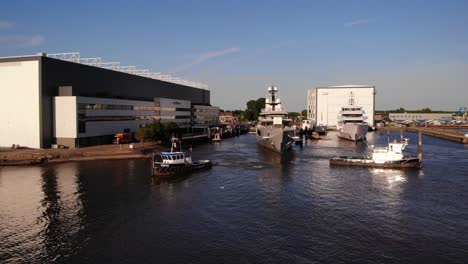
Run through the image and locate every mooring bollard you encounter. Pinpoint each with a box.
[418,131,423,163]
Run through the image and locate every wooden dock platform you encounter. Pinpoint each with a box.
[407,127,468,144]
[377,126,468,144]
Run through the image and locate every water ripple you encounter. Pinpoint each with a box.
[1,132,468,263]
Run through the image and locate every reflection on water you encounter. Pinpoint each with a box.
[0,164,84,263]
[0,167,44,263]
[369,168,408,188]
[1,132,468,263]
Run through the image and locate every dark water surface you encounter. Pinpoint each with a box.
[1,132,468,263]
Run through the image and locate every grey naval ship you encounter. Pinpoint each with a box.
[256,86,295,152]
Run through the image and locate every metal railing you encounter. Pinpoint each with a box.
[46,52,208,90]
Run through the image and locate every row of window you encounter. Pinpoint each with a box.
[194,108,219,113]
[162,155,184,160]
[195,116,219,120]
[390,115,451,119]
[78,115,191,122]
[342,108,362,111]
[78,103,190,112]
[342,114,364,117]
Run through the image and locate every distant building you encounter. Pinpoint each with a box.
[389,113,452,122]
[219,112,238,124]
[374,114,386,123]
[192,105,220,128]
[0,52,216,148]
[307,89,316,121]
[307,85,376,128]
[154,98,192,127]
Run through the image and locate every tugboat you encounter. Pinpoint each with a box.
[153,138,212,178]
[337,92,368,141]
[330,133,423,169]
[256,85,296,153]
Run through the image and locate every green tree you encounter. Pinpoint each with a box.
[243,109,255,121]
[420,107,432,113]
[232,109,243,116]
[135,121,179,143]
[288,112,300,120]
[301,109,307,118]
[231,110,244,122]
[244,97,265,121]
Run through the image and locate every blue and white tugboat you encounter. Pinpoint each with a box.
[330,135,423,169]
[153,138,212,178]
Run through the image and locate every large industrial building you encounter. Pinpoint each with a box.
[389,113,452,122]
[0,52,219,148]
[307,85,376,128]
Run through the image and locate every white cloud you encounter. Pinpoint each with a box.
[171,47,240,73]
[0,34,45,48]
[0,20,14,29]
[344,19,369,27]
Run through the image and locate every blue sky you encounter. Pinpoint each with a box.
[1,0,468,111]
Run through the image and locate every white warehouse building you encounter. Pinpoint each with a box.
[307,85,376,129]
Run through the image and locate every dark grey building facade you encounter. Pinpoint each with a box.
[0,54,210,148]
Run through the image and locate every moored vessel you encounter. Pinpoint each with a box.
[212,127,222,142]
[337,92,368,141]
[152,138,212,178]
[313,124,328,135]
[256,86,295,153]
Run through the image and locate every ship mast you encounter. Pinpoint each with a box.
[348,91,355,106]
[268,85,279,111]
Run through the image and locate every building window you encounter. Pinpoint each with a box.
[78,113,86,133]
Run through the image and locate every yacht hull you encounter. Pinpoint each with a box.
[330,156,421,168]
[153,160,212,178]
[337,123,368,141]
[256,127,295,153]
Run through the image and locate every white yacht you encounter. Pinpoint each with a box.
[256,86,295,153]
[337,92,368,141]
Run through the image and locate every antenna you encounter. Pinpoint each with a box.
[267,85,279,110]
[348,91,355,106]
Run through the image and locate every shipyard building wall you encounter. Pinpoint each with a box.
[0,59,41,148]
[40,56,209,147]
[389,113,453,121]
[0,55,211,148]
[55,96,158,147]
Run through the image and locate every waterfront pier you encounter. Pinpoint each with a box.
[379,126,468,144]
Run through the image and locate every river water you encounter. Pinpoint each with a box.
[1,131,468,263]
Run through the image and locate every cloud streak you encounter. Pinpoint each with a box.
[0,34,45,48]
[0,20,14,29]
[344,19,369,27]
[171,47,240,73]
